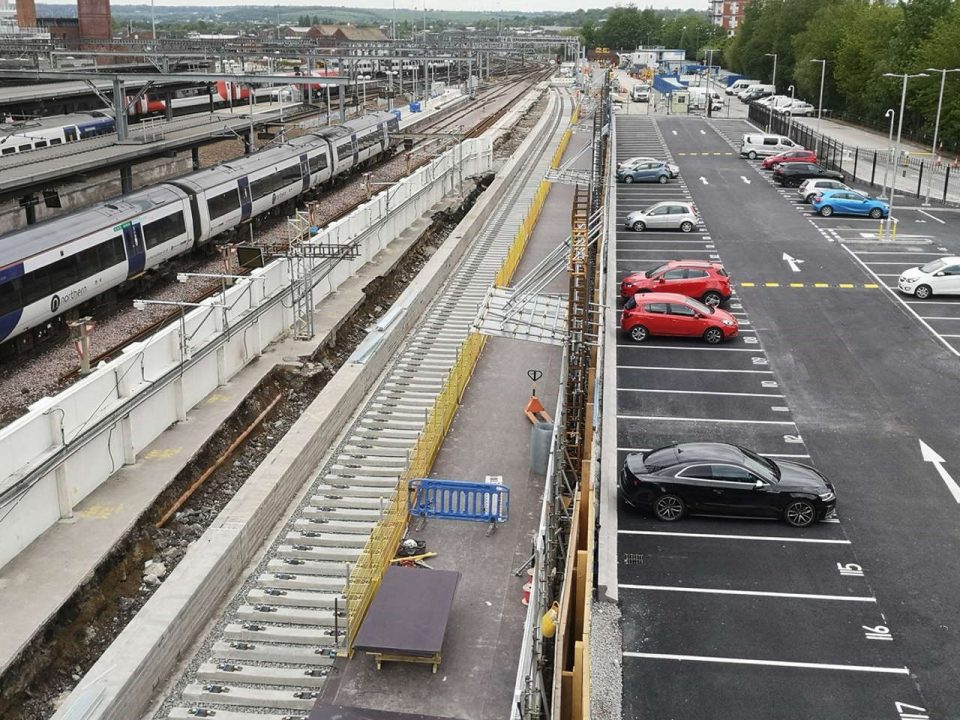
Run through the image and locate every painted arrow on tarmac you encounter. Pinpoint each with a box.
[700,129,706,135]
[672,130,678,135]
[741,176,751,184]
[782,252,805,272]
[699,177,709,185]
[920,440,960,503]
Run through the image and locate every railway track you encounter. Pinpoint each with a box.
[56,68,550,381]
[157,87,571,720]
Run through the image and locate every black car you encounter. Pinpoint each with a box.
[618,442,837,527]
[773,162,844,187]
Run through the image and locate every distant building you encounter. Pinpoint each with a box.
[630,47,686,73]
[278,24,389,44]
[709,0,750,35]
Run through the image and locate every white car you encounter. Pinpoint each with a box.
[797,178,853,203]
[898,257,960,299]
[624,201,699,232]
[617,156,680,178]
[778,100,815,117]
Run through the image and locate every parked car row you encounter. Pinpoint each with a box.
[616,158,677,184]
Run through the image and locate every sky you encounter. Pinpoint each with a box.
[106,0,711,13]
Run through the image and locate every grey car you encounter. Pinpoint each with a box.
[624,201,699,232]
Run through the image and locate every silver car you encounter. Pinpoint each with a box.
[617,156,681,179]
[624,201,699,232]
[797,178,853,203]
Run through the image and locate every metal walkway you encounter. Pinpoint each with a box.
[158,88,573,719]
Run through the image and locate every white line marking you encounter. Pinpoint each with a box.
[853,250,944,255]
[618,530,850,544]
[617,344,760,353]
[918,208,946,224]
[618,584,874,602]
[840,245,959,357]
[916,316,960,321]
[904,300,960,305]
[616,448,811,459]
[618,365,773,374]
[618,388,784,398]
[617,415,795,426]
[622,652,909,675]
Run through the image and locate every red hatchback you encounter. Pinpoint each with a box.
[761,149,818,170]
[620,260,732,306]
[621,292,739,344]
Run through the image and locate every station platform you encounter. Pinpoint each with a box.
[319,104,590,720]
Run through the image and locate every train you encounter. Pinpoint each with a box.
[0,110,400,346]
[0,112,116,155]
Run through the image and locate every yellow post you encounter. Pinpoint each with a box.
[892,217,898,241]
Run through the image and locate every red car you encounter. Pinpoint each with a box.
[620,260,732,306]
[621,292,739,344]
[761,149,818,170]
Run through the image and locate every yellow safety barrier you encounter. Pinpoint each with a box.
[345,102,582,654]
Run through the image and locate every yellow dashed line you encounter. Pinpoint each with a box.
[735,282,881,290]
[713,152,722,156]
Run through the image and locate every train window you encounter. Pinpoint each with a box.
[387,118,400,133]
[308,153,328,174]
[47,255,80,292]
[336,142,353,161]
[143,212,186,249]
[35,140,47,148]
[1,147,13,155]
[76,246,100,277]
[101,236,125,267]
[17,145,29,152]
[251,172,287,200]
[208,188,240,219]
[280,163,302,184]
[50,138,62,146]
[0,277,22,316]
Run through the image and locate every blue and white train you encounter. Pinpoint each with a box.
[0,112,116,155]
[0,110,400,345]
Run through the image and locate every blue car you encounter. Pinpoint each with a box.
[812,189,888,219]
[617,161,670,184]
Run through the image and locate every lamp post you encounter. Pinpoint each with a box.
[786,84,795,135]
[704,48,719,117]
[765,52,777,131]
[810,58,826,138]
[882,72,930,239]
[880,108,895,199]
[923,67,960,205]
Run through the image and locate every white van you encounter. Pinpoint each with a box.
[689,87,723,111]
[739,133,802,159]
[727,79,758,96]
[631,84,650,102]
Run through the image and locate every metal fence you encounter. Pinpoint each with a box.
[747,103,960,207]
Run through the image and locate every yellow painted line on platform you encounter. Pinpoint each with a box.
[814,283,830,288]
[838,283,855,289]
[789,283,805,288]
[864,283,879,289]
[145,447,182,460]
[76,504,124,520]
[765,282,781,287]
[740,282,756,287]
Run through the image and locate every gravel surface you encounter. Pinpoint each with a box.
[590,599,624,720]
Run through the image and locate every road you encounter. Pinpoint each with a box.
[614,112,960,720]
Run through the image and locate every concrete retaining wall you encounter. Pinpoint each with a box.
[50,85,556,720]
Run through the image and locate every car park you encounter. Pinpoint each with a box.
[623,202,698,233]
[620,292,738,344]
[618,442,838,527]
[897,257,960,299]
[616,161,671,184]
[761,149,818,170]
[798,178,852,203]
[617,156,680,178]
[739,133,801,159]
[812,189,888,218]
[620,260,730,306]
[773,162,843,187]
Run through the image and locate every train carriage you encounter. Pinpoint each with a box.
[0,186,193,343]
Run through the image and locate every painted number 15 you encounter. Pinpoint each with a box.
[896,702,929,719]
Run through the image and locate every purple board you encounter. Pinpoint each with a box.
[352,566,460,657]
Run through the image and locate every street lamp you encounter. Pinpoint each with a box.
[703,48,719,116]
[810,59,826,138]
[786,84,796,134]
[765,52,778,131]
[881,108,895,199]
[882,72,930,239]
[923,67,960,205]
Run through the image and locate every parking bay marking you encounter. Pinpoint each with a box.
[617,447,811,460]
[619,584,875,602]
[622,652,909,675]
[618,388,784,398]
[619,530,849,544]
[617,415,796,426]
[616,344,766,352]
[617,365,773,374]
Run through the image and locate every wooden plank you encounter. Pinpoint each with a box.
[572,642,585,720]
[574,550,587,638]
[561,670,574,720]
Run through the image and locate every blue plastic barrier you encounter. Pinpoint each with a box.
[410,101,421,113]
[408,479,509,524]
[392,109,402,121]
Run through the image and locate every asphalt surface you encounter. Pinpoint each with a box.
[614,113,960,719]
